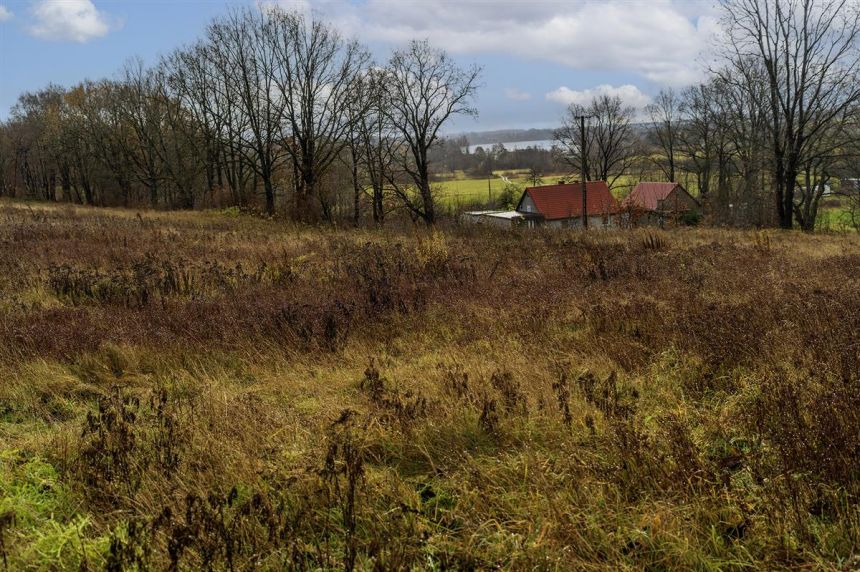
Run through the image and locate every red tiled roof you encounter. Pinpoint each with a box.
[622,182,682,211]
[518,182,619,220]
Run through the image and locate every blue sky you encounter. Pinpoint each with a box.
[0,0,720,131]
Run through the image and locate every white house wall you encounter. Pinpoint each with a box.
[545,215,616,229]
[519,195,537,214]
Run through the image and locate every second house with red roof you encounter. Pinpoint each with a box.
[621,182,700,227]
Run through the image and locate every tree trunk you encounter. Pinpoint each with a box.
[352,171,361,227]
[263,173,275,215]
[300,161,321,223]
[149,176,159,208]
[418,149,434,225]
[81,177,93,205]
[60,166,72,202]
[373,182,384,226]
[782,175,796,229]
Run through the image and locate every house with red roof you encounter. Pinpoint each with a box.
[515,181,620,228]
[621,182,699,226]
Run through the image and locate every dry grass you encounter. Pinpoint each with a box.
[1,200,859,570]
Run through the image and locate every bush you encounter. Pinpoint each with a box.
[680,210,702,226]
[495,182,523,210]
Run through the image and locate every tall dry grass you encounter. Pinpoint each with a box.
[0,200,859,570]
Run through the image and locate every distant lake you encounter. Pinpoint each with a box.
[463,139,557,153]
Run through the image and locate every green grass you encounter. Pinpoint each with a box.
[0,451,110,570]
[435,172,572,206]
[435,176,509,206]
[817,203,856,231]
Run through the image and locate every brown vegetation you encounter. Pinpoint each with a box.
[1,200,859,569]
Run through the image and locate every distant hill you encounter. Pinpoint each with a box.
[452,124,650,146]
[452,128,558,145]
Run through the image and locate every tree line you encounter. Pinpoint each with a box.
[1,0,859,230]
[0,7,479,225]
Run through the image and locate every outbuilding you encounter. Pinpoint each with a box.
[621,182,700,226]
[463,210,529,227]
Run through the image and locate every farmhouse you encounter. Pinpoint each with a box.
[464,181,620,228]
[516,181,619,228]
[621,182,700,226]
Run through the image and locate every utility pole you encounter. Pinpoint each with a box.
[575,115,591,229]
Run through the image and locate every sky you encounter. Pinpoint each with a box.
[0,0,722,132]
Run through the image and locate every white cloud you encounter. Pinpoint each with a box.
[546,84,652,110]
[316,0,717,87]
[0,4,13,22]
[259,0,312,17]
[29,0,116,42]
[504,88,531,101]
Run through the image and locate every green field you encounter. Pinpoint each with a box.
[435,171,566,207]
[435,176,514,206]
[435,173,652,207]
[817,202,857,231]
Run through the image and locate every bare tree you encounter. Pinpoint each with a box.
[164,42,250,207]
[63,83,103,205]
[720,0,860,229]
[678,78,744,224]
[833,112,860,231]
[341,68,389,226]
[556,94,637,190]
[0,123,9,197]
[343,78,369,226]
[794,107,859,230]
[355,69,399,226]
[679,83,718,203]
[384,40,481,224]
[646,88,682,182]
[265,8,371,222]
[705,63,772,226]
[6,87,72,202]
[71,80,139,206]
[119,60,166,207]
[207,8,286,215]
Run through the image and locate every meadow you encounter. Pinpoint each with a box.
[433,171,699,207]
[434,171,535,206]
[1,200,859,570]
